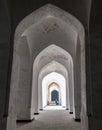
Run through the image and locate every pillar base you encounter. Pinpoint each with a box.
[75,118,81,122]
[16,118,34,122]
[34,113,39,115]
[7,116,16,130]
[69,112,73,114]
[40,109,43,111]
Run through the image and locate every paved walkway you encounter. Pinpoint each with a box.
[43,105,66,110]
[17,110,81,130]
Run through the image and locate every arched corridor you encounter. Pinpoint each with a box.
[1,1,102,130]
[9,4,86,130]
[42,72,66,108]
[48,82,61,106]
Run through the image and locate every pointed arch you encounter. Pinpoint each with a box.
[32,44,74,114]
[42,72,66,108]
[9,4,85,130]
[38,60,69,110]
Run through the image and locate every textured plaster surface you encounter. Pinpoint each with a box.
[16,110,81,130]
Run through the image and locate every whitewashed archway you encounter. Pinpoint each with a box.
[9,4,85,130]
[48,82,61,105]
[32,45,74,114]
[42,72,66,108]
[38,61,69,110]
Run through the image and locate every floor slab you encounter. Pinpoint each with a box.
[17,110,81,130]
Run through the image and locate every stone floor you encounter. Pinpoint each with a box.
[43,105,66,110]
[16,110,81,130]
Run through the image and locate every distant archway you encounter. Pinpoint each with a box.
[38,60,69,111]
[48,82,61,105]
[33,45,74,113]
[42,72,66,108]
